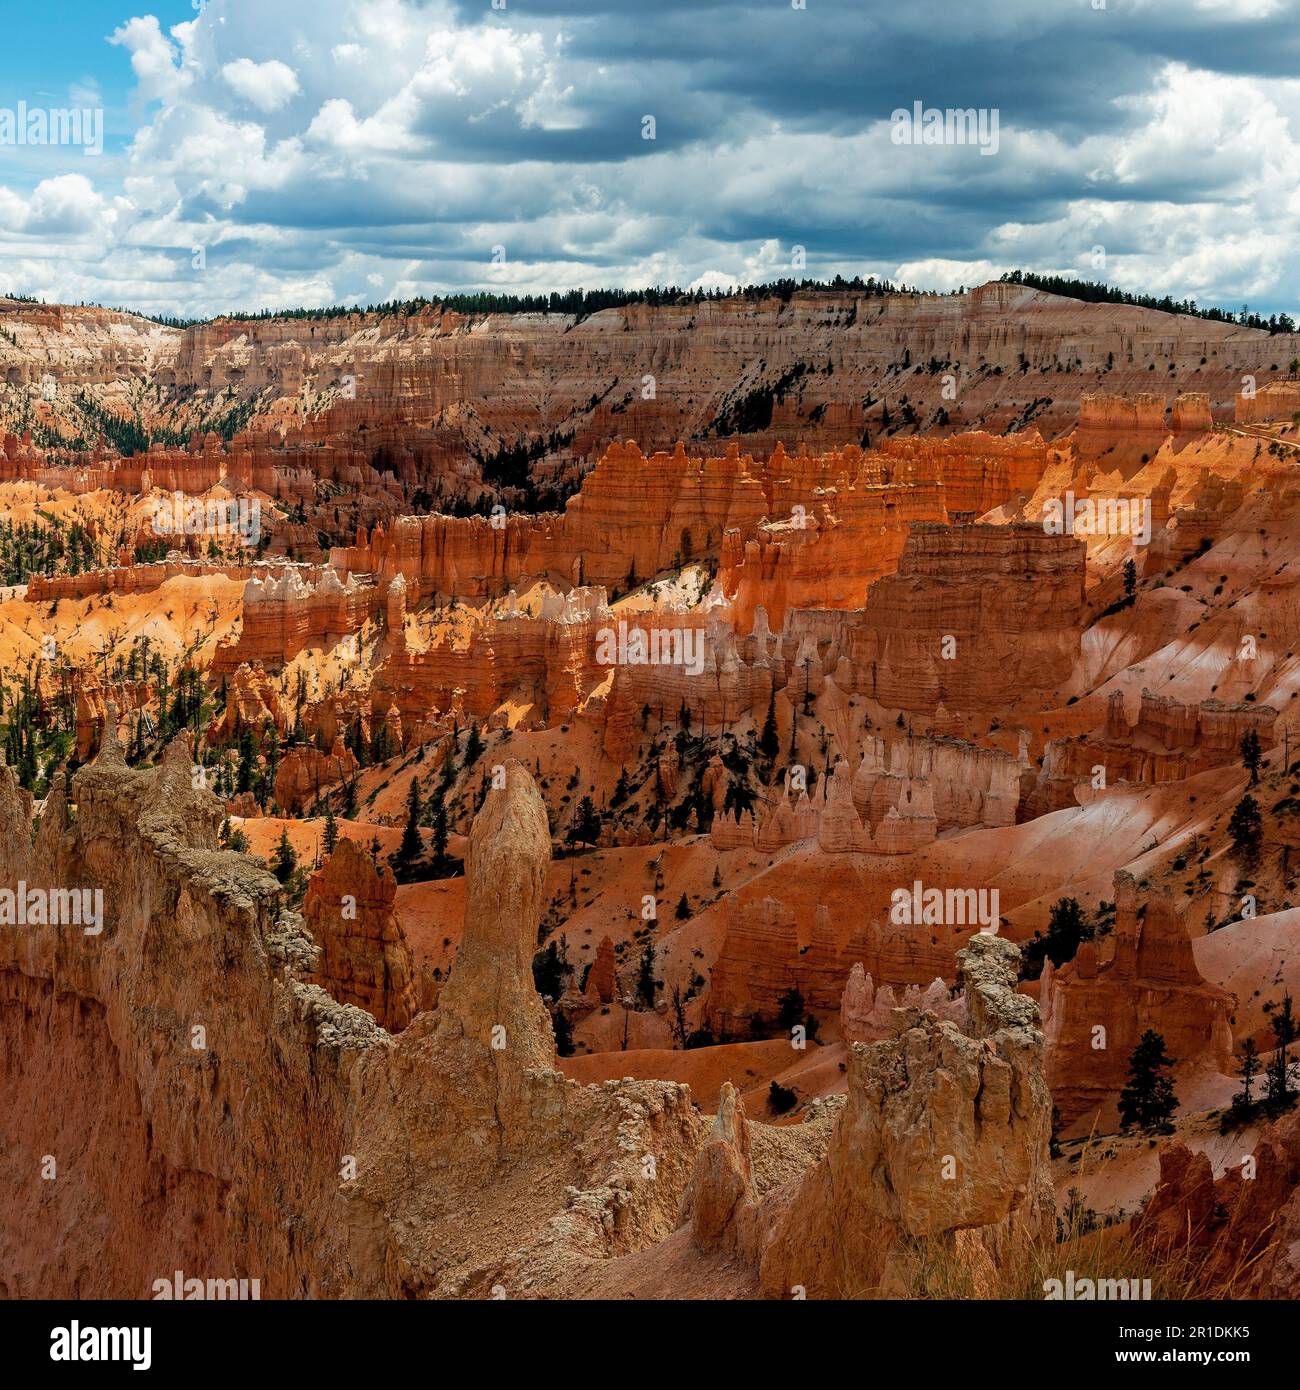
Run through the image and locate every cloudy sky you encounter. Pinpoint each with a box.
[1,0,1298,319]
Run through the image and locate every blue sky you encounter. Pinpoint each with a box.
[1,0,1298,319]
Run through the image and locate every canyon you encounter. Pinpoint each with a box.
[2,280,1300,1302]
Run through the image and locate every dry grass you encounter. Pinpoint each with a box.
[889,1127,1276,1300]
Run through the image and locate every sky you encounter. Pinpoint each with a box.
[0,0,1298,320]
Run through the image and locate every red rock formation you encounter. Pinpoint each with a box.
[0,746,705,1297]
[706,892,962,1035]
[370,587,612,734]
[209,662,287,741]
[1028,689,1277,814]
[1134,1111,1300,1298]
[25,555,278,603]
[1235,379,1300,424]
[679,1081,753,1254]
[585,935,618,1004]
[1041,871,1235,1126]
[10,283,1294,472]
[1076,391,1171,456]
[845,522,1087,713]
[67,671,152,760]
[1171,391,1213,433]
[686,934,1053,1297]
[212,567,377,674]
[303,837,422,1032]
[839,962,962,1043]
[273,738,360,813]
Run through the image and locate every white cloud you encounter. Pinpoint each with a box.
[221,58,302,114]
[6,1,1300,319]
[0,175,113,235]
[109,15,194,104]
[892,258,1007,291]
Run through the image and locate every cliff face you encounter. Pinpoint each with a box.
[845,522,1087,712]
[0,734,368,1298]
[212,567,378,674]
[0,744,709,1298]
[1028,689,1277,815]
[7,283,1297,478]
[1041,872,1235,1127]
[1135,1110,1300,1298]
[685,934,1053,1298]
[303,837,424,1032]
[1234,379,1300,425]
[719,434,1048,631]
[706,889,967,1035]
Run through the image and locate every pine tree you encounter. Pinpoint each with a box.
[429,785,449,868]
[1122,557,1138,605]
[551,1006,574,1057]
[1118,1030,1179,1132]
[532,940,569,999]
[322,805,338,855]
[1234,1037,1259,1114]
[776,986,805,1030]
[636,941,657,1008]
[392,776,423,871]
[271,828,297,885]
[1266,993,1297,1111]
[610,768,630,807]
[675,892,691,920]
[1021,897,1094,978]
[567,795,601,848]
[236,729,256,794]
[1228,794,1263,859]
[465,721,484,764]
[670,984,689,1048]
[1240,728,1263,786]
[758,690,780,761]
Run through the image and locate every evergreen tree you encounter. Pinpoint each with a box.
[567,795,601,848]
[1266,993,1298,1111]
[465,721,484,764]
[551,1006,574,1057]
[1240,728,1263,786]
[776,986,806,1031]
[532,940,570,999]
[428,784,449,868]
[322,805,338,856]
[1122,557,1138,605]
[610,767,630,807]
[768,1080,798,1115]
[636,940,657,1008]
[1235,1037,1259,1114]
[392,776,424,871]
[1228,794,1263,859]
[758,690,780,762]
[1021,897,1093,978]
[236,729,256,794]
[271,828,297,885]
[1118,1030,1179,1132]
[675,892,691,920]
